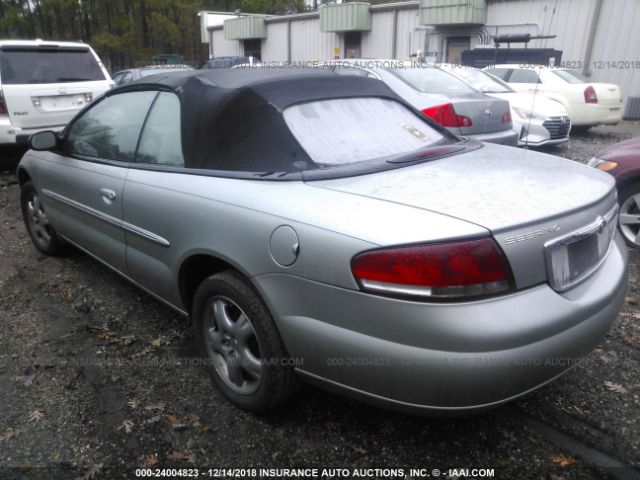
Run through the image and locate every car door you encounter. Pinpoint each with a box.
[39,90,158,273]
[121,91,186,306]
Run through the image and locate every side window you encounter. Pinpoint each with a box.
[508,69,540,84]
[65,91,157,162]
[135,92,184,167]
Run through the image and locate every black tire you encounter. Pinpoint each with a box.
[618,181,640,247]
[193,270,298,412]
[20,181,67,256]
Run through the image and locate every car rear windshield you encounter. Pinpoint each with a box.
[0,48,106,84]
[283,97,445,166]
[450,67,513,93]
[392,67,475,94]
[552,69,588,84]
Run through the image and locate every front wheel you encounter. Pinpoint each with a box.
[619,182,640,247]
[20,181,67,256]
[192,271,298,412]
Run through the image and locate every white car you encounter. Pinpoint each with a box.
[485,65,623,129]
[0,40,113,146]
[440,64,570,147]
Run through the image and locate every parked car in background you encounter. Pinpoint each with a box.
[0,39,113,146]
[324,60,518,146]
[439,64,570,147]
[588,137,640,247]
[18,69,627,414]
[112,65,194,86]
[485,65,623,129]
[202,56,259,69]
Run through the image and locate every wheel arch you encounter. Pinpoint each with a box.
[16,166,32,187]
[178,252,260,317]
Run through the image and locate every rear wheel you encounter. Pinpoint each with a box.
[192,270,298,412]
[20,181,67,256]
[619,182,640,247]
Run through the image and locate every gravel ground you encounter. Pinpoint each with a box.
[0,124,639,480]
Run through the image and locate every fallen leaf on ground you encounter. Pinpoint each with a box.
[151,336,170,347]
[551,454,576,467]
[0,428,27,443]
[15,375,34,387]
[139,454,158,468]
[144,402,166,412]
[604,381,628,394]
[116,419,134,434]
[127,399,141,409]
[145,415,162,425]
[75,463,104,480]
[28,410,44,423]
[130,346,154,358]
[167,451,196,464]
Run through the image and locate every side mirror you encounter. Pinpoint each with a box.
[30,131,58,151]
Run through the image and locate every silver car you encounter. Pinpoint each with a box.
[322,60,519,146]
[18,69,627,414]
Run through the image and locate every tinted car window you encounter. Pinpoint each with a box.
[283,98,444,165]
[0,48,106,84]
[485,68,511,80]
[334,66,377,78]
[552,69,588,84]
[508,69,540,83]
[392,67,475,94]
[451,68,513,93]
[65,91,157,162]
[136,93,184,167]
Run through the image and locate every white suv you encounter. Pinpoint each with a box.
[0,40,113,145]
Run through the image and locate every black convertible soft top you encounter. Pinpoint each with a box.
[112,68,457,176]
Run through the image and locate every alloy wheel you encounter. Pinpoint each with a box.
[25,192,53,248]
[619,193,640,246]
[203,296,263,395]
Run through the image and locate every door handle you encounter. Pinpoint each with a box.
[100,188,117,202]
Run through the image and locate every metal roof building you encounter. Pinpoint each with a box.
[199,0,640,118]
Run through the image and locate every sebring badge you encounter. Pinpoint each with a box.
[505,224,561,244]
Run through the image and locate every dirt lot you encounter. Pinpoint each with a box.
[1,125,639,480]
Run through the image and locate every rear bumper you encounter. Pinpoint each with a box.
[466,128,519,146]
[255,234,628,414]
[569,103,624,126]
[0,118,65,146]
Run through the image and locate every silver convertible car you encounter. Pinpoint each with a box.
[18,69,627,414]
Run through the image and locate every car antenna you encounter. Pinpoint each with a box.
[523,0,558,149]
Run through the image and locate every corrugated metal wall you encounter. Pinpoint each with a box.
[210,29,244,57]
[588,0,640,101]
[262,22,288,61]
[485,0,597,63]
[395,8,425,59]
[361,11,394,58]
[290,18,340,61]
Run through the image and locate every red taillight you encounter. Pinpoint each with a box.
[351,238,513,300]
[421,103,473,128]
[0,90,7,115]
[502,111,512,124]
[584,86,598,104]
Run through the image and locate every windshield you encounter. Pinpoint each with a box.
[283,97,446,166]
[553,69,588,84]
[449,67,513,93]
[0,48,106,84]
[392,67,475,94]
[140,68,190,77]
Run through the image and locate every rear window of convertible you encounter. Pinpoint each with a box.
[283,98,444,166]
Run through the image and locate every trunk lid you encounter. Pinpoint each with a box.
[309,144,617,289]
[1,82,105,128]
[590,83,623,108]
[448,94,512,135]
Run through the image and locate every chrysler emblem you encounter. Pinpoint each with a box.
[484,109,492,116]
